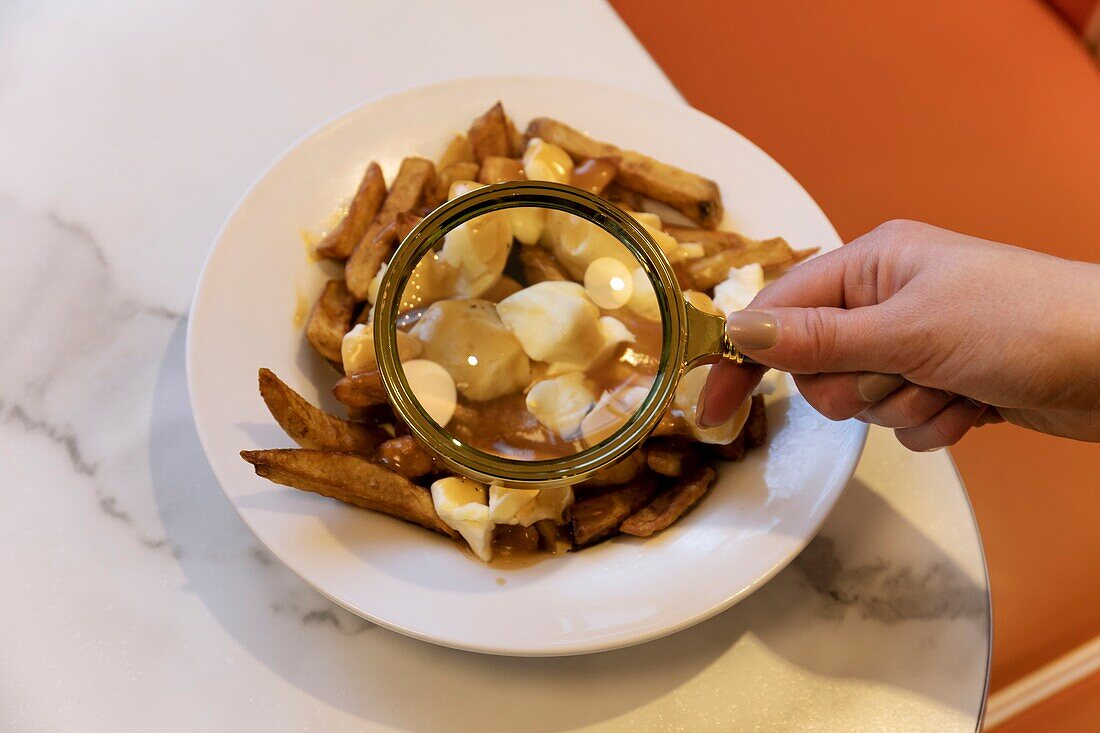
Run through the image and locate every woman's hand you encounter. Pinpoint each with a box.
[697,220,1100,451]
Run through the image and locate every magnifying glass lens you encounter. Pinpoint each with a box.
[389,190,668,463]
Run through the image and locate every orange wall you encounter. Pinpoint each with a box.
[611,0,1100,692]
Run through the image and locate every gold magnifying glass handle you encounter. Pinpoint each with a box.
[683,300,758,369]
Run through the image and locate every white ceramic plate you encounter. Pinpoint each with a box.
[187,76,867,656]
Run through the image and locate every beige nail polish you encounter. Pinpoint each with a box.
[856,372,905,402]
[726,310,777,350]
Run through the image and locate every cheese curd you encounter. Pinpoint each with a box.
[410,300,530,401]
[489,485,574,526]
[431,477,494,561]
[496,281,604,366]
[401,359,458,427]
[341,323,422,373]
[525,371,597,438]
[522,138,573,184]
[540,211,635,280]
[713,263,765,316]
[683,290,721,317]
[584,257,634,310]
[673,365,751,444]
[581,376,654,445]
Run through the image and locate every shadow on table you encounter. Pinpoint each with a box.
[152,319,988,732]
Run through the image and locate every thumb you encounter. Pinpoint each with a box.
[725,304,902,374]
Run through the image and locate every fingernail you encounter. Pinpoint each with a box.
[726,310,777,350]
[856,372,905,402]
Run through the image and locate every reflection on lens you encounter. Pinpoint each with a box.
[393,193,665,461]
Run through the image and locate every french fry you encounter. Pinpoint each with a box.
[571,476,658,547]
[493,524,540,557]
[620,466,716,537]
[478,156,525,184]
[570,157,618,195]
[526,117,723,228]
[315,162,386,259]
[644,438,699,478]
[482,275,523,303]
[239,449,456,537]
[258,368,386,456]
[438,134,476,169]
[345,220,396,301]
[579,448,647,487]
[686,237,804,290]
[602,181,646,211]
[425,161,479,208]
[504,112,525,157]
[333,368,388,410]
[395,211,422,241]
[709,432,746,461]
[519,247,568,284]
[534,518,572,553]
[468,102,512,163]
[345,157,435,299]
[377,435,437,479]
[665,225,820,264]
[305,279,355,363]
[744,394,767,449]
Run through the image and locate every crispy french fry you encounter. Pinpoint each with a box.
[744,394,767,449]
[763,246,819,276]
[305,279,355,363]
[663,225,753,255]
[333,369,388,410]
[644,438,699,478]
[438,134,475,169]
[580,448,647,487]
[709,432,746,461]
[377,435,437,479]
[395,211,422,241]
[519,247,568,284]
[345,220,396,301]
[534,518,572,553]
[240,449,456,537]
[571,476,658,547]
[493,524,540,557]
[504,112,525,158]
[468,102,512,163]
[620,466,716,537]
[425,161,479,208]
[527,117,723,228]
[686,237,803,290]
[345,157,435,299]
[478,156,525,184]
[258,368,386,456]
[602,181,647,211]
[315,162,386,259]
[570,157,618,195]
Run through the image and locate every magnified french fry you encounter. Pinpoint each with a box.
[478,156,525,184]
[305,279,355,363]
[315,162,386,260]
[571,476,658,547]
[579,448,647,487]
[240,449,456,537]
[620,466,716,537]
[526,117,723,228]
[345,157,435,299]
[258,368,386,456]
[378,435,437,479]
[333,368,388,410]
[519,247,568,284]
[425,161,480,208]
[468,102,512,163]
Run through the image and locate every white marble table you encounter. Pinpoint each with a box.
[0,2,989,730]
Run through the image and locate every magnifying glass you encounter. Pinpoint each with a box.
[373,181,750,489]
